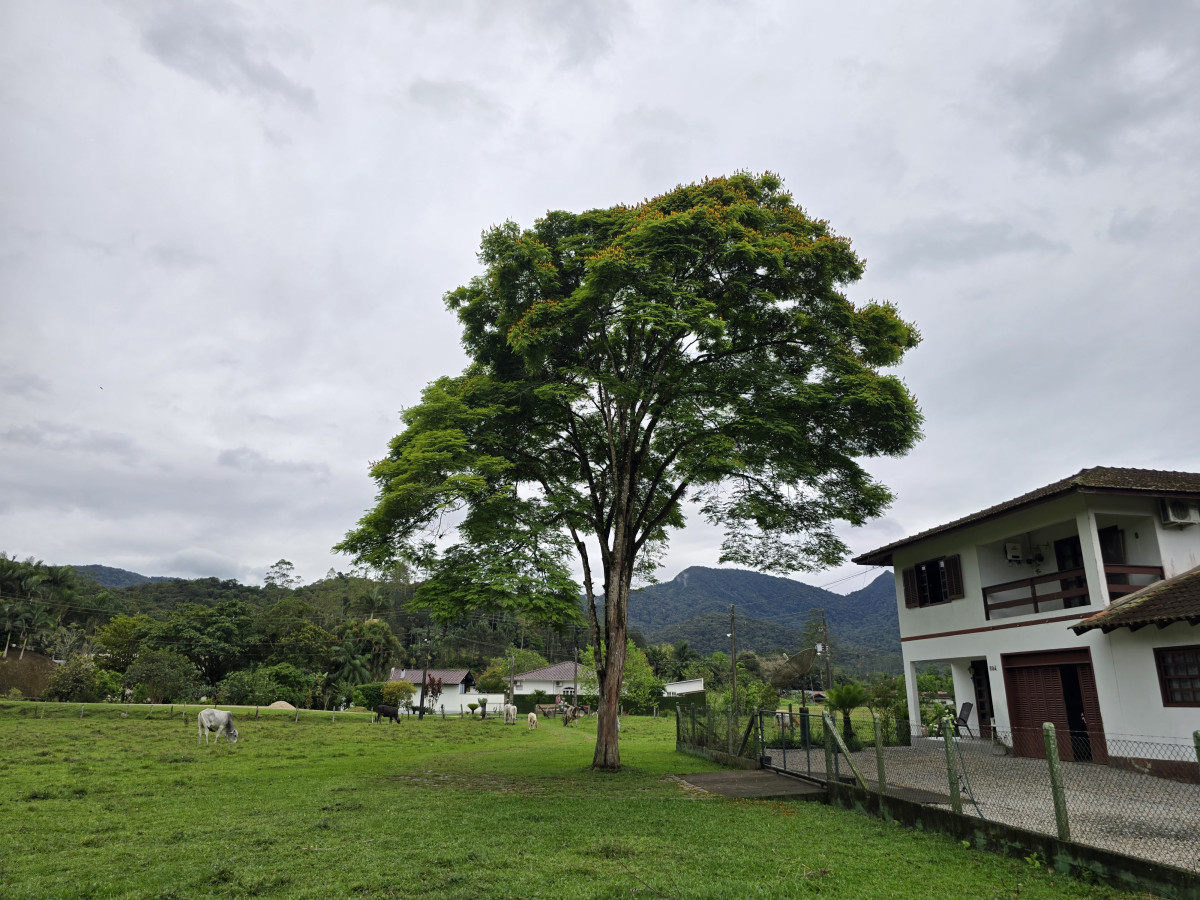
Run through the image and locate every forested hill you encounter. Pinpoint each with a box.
[73,565,178,588]
[629,567,901,674]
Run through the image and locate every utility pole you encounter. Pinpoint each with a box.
[509,653,516,705]
[573,645,579,706]
[729,605,738,714]
[819,607,834,690]
[417,624,431,720]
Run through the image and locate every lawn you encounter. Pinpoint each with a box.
[0,703,1140,899]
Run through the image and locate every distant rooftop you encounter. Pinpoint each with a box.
[511,661,592,682]
[855,467,1200,567]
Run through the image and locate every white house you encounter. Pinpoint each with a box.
[388,667,475,698]
[662,678,705,697]
[855,467,1200,767]
[509,661,592,701]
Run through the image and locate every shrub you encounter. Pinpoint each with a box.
[123,649,201,704]
[257,663,310,707]
[43,657,102,703]
[351,682,386,710]
[381,679,416,709]
[217,669,275,706]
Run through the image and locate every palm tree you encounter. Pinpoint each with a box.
[824,682,868,745]
[328,642,370,685]
[670,642,698,680]
[0,601,20,658]
[18,605,56,659]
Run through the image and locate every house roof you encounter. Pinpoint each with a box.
[388,668,472,685]
[511,661,592,682]
[854,467,1200,566]
[1070,565,1200,635]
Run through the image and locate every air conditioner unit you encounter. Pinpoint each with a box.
[1160,499,1200,527]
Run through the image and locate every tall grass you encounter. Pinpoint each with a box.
[0,703,1133,899]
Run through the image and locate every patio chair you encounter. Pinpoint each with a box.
[952,701,974,737]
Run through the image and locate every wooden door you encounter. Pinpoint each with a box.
[1004,664,1069,759]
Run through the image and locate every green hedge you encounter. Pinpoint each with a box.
[352,682,386,710]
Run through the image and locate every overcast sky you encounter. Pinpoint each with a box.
[3,1,1198,592]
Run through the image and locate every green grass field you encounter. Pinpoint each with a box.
[0,703,1141,899]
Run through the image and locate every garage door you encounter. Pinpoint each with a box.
[1002,649,1107,763]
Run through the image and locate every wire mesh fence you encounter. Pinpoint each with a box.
[679,706,1200,873]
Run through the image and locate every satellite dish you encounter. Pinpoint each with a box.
[770,647,818,689]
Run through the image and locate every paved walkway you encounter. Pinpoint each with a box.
[764,736,1199,872]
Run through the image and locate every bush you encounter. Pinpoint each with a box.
[381,680,416,709]
[257,663,310,707]
[352,682,386,710]
[43,657,102,703]
[123,649,201,704]
[217,669,272,706]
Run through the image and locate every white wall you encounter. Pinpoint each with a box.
[1157,521,1200,578]
[1096,623,1199,746]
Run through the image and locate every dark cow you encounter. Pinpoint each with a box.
[374,704,400,724]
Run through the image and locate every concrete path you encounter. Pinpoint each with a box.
[673,770,824,801]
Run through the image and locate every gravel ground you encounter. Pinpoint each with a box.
[764,736,1200,872]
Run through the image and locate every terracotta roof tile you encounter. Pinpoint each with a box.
[854,467,1200,566]
[1071,565,1200,634]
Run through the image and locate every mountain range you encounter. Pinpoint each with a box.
[629,566,901,675]
[73,565,178,588]
[76,562,903,674]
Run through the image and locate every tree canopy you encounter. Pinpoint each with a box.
[337,172,922,768]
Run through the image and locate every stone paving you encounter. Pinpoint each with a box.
[764,735,1200,872]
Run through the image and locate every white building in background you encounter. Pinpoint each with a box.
[508,661,592,701]
[663,678,705,697]
[855,467,1200,773]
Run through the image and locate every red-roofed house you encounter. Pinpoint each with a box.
[855,467,1200,756]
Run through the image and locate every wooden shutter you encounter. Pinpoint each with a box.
[902,567,919,608]
[944,555,965,599]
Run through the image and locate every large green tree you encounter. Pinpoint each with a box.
[337,173,921,769]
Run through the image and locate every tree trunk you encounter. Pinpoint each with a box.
[592,535,632,770]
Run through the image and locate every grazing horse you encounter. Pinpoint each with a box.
[197,708,238,745]
[503,704,518,725]
[528,712,538,730]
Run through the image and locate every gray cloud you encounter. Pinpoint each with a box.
[406,79,506,121]
[138,0,316,111]
[2,2,1198,590]
[0,422,140,462]
[876,217,1065,276]
[1000,0,1200,168]
[0,366,51,400]
[216,447,332,483]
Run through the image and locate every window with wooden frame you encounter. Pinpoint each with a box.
[902,555,965,609]
[1154,645,1200,707]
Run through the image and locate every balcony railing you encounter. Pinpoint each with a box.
[982,564,1164,620]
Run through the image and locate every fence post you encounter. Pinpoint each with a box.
[80,704,85,719]
[874,713,887,795]
[706,707,713,748]
[1043,723,1071,842]
[823,713,834,781]
[941,717,961,814]
[1194,730,1200,781]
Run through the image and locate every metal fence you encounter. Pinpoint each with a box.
[678,706,1200,874]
